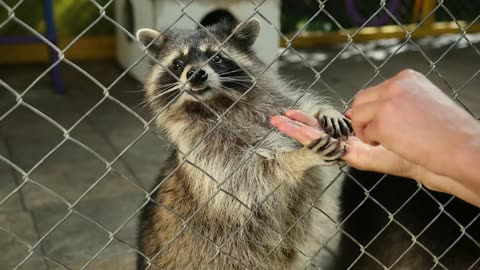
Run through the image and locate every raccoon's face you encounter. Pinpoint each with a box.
[137,19,265,117]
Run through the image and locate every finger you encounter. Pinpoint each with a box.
[352,87,382,109]
[285,110,321,128]
[271,116,324,145]
[362,120,380,146]
[297,125,326,146]
[271,115,305,127]
[341,137,412,176]
[352,79,393,108]
[350,100,383,143]
[344,109,352,119]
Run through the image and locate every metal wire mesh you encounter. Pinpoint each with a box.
[0,0,479,269]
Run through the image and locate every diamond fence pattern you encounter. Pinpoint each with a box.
[0,0,479,269]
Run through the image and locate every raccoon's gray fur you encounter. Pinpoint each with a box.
[135,18,351,270]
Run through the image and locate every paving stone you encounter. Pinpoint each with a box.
[1,38,480,270]
[107,130,172,189]
[84,253,137,270]
[7,130,144,209]
[0,211,47,270]
[48,251,137,270]
[0,136,11,171]
[32,192,144,269]
[0,169,24,212]
[23,165,144,210]
[0,104,65,142]
[34,211,111,268]
[1,106,65,172]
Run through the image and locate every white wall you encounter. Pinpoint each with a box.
[115,0,281,81]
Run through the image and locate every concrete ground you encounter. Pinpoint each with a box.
[0,35,479,270]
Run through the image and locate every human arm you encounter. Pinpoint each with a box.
[270,110,480,207]
[270,68,480,207]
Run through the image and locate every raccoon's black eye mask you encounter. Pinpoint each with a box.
[173,59,184,71]
[211,54,222,63]
[169,50,223,74]
[136,18,261,55]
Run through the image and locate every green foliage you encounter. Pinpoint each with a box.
[0,0,114,37]
[2,0,478,38]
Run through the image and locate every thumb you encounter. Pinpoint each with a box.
[342,137,415,178]
[341,137,378,171]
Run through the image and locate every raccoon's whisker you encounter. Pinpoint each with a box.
[157,82,180,90]
[218,86,250,106]
[122,89,146,93]
[220,74,251,78]
[135,98,154,110]
[151,85,182,101]
[219,77,252,81]
[134,100,147,109]
[217,69,242,76]
[145,82,179,90]
[219,79,252,85]
[138,89,181,110]
[142,88,180,108]
[219,81,254,90]
[218,76,253,81]
[219,79,254,84]
[220,74,252,78]
[225,82,254,91]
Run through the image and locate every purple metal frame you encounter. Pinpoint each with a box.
[0,0,64,94]
[346,0,401,26]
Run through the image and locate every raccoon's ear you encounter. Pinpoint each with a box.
[136,28,166,52]
[232,18,260,48]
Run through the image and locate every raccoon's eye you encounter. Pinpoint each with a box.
[211,55,222,63]
[173,60,184,71]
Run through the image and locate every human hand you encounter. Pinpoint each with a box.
[270,109,480,207]
[350,69,480,179]
[270,110,415,178]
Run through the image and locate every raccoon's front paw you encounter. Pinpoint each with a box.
[316,110,352,139]
[306,133,347,165]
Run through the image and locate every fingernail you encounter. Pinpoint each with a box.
[285,110,296,117]
[345,109,353,119]
[270,115,281,125]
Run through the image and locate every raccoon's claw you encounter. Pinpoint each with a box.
[307,134,347,164]
[318,113,353,139]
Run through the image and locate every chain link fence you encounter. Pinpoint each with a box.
[0,0,479,269]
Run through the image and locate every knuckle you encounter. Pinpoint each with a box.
[387,69,420,97]
[396,69,417,79]
[379,101,396,117]
[422,181,443,193]
[353,90,369,105]
[385,81,404,98]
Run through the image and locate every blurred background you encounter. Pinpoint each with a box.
[0,0,479,269]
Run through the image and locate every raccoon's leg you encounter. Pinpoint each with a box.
[314,105,352,139]
[278,135,347,175]
[304,133,347,165]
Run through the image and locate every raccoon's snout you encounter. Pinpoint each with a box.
[187,69,208,85]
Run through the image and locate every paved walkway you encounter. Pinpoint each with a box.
[0,35,478,269]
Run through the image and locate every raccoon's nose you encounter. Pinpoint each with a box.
[187,69,208,84]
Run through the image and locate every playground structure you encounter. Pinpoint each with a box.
[282,0,480,48]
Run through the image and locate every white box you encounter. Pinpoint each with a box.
[115,0,281,81]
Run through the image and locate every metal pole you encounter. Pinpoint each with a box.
[43,0,64,94]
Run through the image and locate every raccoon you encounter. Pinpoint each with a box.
[135,18,351,270]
